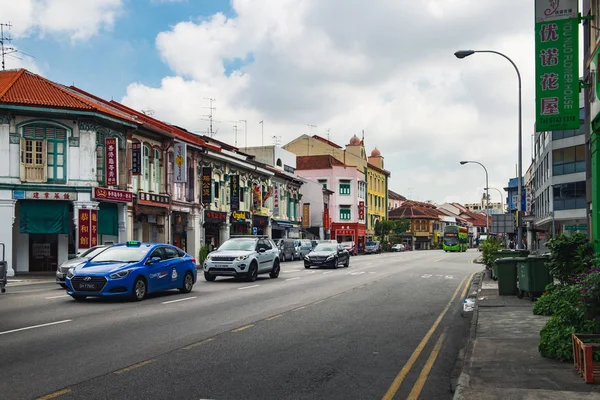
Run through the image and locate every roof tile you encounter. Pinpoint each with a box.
[296,155,345,170]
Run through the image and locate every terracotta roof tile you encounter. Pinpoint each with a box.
[388,190,407,201]
[312,135,342,149]
[296,155,345,170]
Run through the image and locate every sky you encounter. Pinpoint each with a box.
[1,0,574,205]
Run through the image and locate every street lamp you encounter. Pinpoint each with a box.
[460,160,489,233]
[455,49,523,249]
[485,187,505,212]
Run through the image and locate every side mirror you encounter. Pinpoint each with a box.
[259,248,266,253]
[147,256,161,264]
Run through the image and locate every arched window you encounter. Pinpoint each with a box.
[21,123,68,183]
[276,158,282,167]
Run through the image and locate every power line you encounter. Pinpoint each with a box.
[0,23,34,71]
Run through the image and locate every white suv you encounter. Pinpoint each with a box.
[203,236,280,282]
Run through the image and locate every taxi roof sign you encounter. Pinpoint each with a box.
[126,241,141,247]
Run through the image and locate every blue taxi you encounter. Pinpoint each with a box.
[65,241,197,301]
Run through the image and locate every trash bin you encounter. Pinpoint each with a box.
[495,257,526,296]
[490,250,529,281]
[517,255,551,300]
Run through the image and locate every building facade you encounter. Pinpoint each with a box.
[366,148,390,238]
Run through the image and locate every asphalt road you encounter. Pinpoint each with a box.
[0,249,480,400]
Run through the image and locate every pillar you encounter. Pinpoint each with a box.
[219,222,230,244]
[592,130,600,252]
[0,199,16,277]
[117,203,128,243]
[187,212,201,259]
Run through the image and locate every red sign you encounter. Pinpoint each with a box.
[93,187,133,202]
[204,210,228,223]
[358,201,365,220]
[78,209,91,249]
[90,210,98,247]
[336,229,355,237]
[323,208,330,229]
[105,137,118,186]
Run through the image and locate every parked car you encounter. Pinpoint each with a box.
[299,239,313,258]
[203,236,280,282]
[65,241,197,301]
[391,243,406,252]
[56,245,110,288]
[340,241,358,256]
[276,239,298,261]
[304,242,349,269]
[364,241,382,254]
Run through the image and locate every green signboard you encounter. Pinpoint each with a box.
[534,0,579,132]
[565,225,587,231]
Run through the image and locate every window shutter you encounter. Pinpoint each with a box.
[20,137,25,181]
[42,140,47,182]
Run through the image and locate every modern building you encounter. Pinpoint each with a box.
[465,194,504,214]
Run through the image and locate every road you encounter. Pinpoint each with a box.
[0,249,480,400]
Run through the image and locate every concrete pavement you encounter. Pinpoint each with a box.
[1,249,479,400]
[454,274,600,400]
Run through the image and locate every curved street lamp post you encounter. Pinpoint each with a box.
[454,49,523,249]
[460,160,489,233]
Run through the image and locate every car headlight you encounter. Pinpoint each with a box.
[326,254,335,260]
[304,255,310,260]
[206,255,212,260]
[67,268,75,278]
[109,269,133,279]
[236,255,250,261]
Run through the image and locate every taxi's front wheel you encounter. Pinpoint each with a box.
[132,277,147,301]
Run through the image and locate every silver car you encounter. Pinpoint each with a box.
[55,245,109,288]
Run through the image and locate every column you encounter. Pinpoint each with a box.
[593,130,600,252]
[219,222,230,244]
[73,201,99,254]
[127,208,135,241]
[264,223,272,238]
[0,199,16,277]
[187,212,201,259]
[117,203,128,243]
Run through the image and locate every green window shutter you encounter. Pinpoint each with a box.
[98,202,118,236]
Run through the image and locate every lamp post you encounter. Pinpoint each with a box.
[455,49,523,249]
[460,160,489,233]
[485,187,505,212]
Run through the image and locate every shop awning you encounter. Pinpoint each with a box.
[19,200,69,234]
[272,220,294,227]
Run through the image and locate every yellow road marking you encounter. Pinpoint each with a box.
[381,275,467,400]
[37,389,72,400]
[113,359,155,375]
[407,328,448,400]
[182,337,215,350]
[292,306,306,312]
[266,314,282,321]
[231,324,254,333]
[460,272,475,300]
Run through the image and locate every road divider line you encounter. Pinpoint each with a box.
[231,324,254,333]
[37,389,72,400]
[433,257,445,263]
[45,294,70,299]
[322,271,334,274]
[407,328,449,400]
[161,296,197,304]
[381,275,467,400]
[238,284,260,290]
[460,272,475,299]
[285,277,300,281]
[0,319,72,336]
[306,270,316,274]
[350,271,365,275]
[113,359,155,375]
[183,337,215,350]
[282,269,300,273]
[292,306,306,312]
[266,314,282,321]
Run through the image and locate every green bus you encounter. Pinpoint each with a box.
[442,225,468,252]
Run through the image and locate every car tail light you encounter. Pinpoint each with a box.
[191,257,196,264]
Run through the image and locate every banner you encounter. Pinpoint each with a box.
[273,184,279,217]
[302,204,310,227]
[78,209,91,249]
[105,137,118,186]
[262,186,273,205]
[90,210,98,247]
[131,142,142,175]
[253,185,262,211]
[174,141,187,183]
[358,201,365,220]
[534,0,579,131]
[201,167,212,204]
[230,175,240,211]
[323,207,330,229]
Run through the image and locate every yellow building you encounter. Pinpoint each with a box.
[367,148,390,237]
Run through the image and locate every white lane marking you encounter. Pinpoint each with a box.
[436,275,443,277]
[421,274,432,278]
[238,285,260,290]
[445,275,454,279]
[368,272,376,274]
[322,271,334,275]
[45,294,70,299]
[161,296,197,304]
[350,271,365,276]
[433,257,445,262]
[285,277,300,281]
[305,270,316,274]
[0,319,72,336]
[282,269,300,273]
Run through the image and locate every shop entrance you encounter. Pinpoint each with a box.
[29,234,58,272]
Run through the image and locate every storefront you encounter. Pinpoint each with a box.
[12,189,77,273]
[134,191,170,243]
[92,187,131,245]
[230,210,251,236]
[271,219,296,239]
[204,210,228,251]
[331,222,366,251]
[171,209,190,252]
[252,214,269,236]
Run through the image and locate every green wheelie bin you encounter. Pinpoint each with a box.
[517,255,552,300]
[490,250,529,281]
[495,257,527,296]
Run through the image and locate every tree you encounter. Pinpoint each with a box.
[375,219,410,243]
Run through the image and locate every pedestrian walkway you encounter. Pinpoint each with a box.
[455,273,600,400]
[6,274,55,287]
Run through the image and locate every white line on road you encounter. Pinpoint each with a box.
[322,271,334,274]
[368,272,377,274]
[282,270,300,273]
[45,294,70,299]
[305,270,316,274]
[421,274,432,278]
[0,319,72,336]
[285,277,300,281]
[161,296,197,304]
[238,285,260,290]
[350,271,365,276]
[433,257,446,262]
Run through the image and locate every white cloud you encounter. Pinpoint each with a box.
[122,0,542,204]
[3,0,123,41]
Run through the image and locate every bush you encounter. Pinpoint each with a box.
[546,234,593,284]
[480,236,502,268]
[199,246,209,264]
[539,304,596,361]
[578,270,600,325]
[533,284,581,316]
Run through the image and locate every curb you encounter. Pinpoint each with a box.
[452,270,484,400]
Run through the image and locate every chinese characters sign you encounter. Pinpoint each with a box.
[13,190,78,201]
[302,204,310,228]
[323,207,330,229]
[131,142,142,175]
[358,201,365,220]
[174,141,187,183]
[137,191,170,208]
[336,229,355,237]
[105,137,118,186]
[93,187,133,203]
[230,174,240,211]
[201,167,212,204]
[78,209,97,249]
[535,0,579,131]
[273,184,279,217]
[204,210,228,224]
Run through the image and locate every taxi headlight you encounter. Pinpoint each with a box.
[109,269,132,279]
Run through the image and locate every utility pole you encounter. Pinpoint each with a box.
[1,23,14,71]
[239,120,247,151]
[259,120,264,146]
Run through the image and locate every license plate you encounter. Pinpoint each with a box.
[76,283,98,290]
[215,264,229,268]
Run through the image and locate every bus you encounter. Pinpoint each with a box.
[442,225,468,252]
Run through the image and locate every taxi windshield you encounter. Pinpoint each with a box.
[218,240,256,252]
[90,246,149,263]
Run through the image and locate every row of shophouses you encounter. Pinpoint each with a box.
[0,69,392,276]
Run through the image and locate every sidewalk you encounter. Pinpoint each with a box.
[454,272,600,400]
[6,273,56,287]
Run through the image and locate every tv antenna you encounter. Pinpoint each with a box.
[230,121,240,147]
[326,128,331,141]
[307,124,317,135]
[0,23,34,71]
[141,108,155,117]
[201,97,222,137]
[272,135,282,146]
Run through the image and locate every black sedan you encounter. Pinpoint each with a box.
[304,243,350,269]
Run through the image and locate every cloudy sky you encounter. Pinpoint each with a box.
[3,0,574,205]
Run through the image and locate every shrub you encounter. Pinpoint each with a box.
[533,284,581,317]
[539,304,597,361]
[546,233,593,284]
[199,246,209,264]
[579,270,600,326]
[480,236,502,268]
